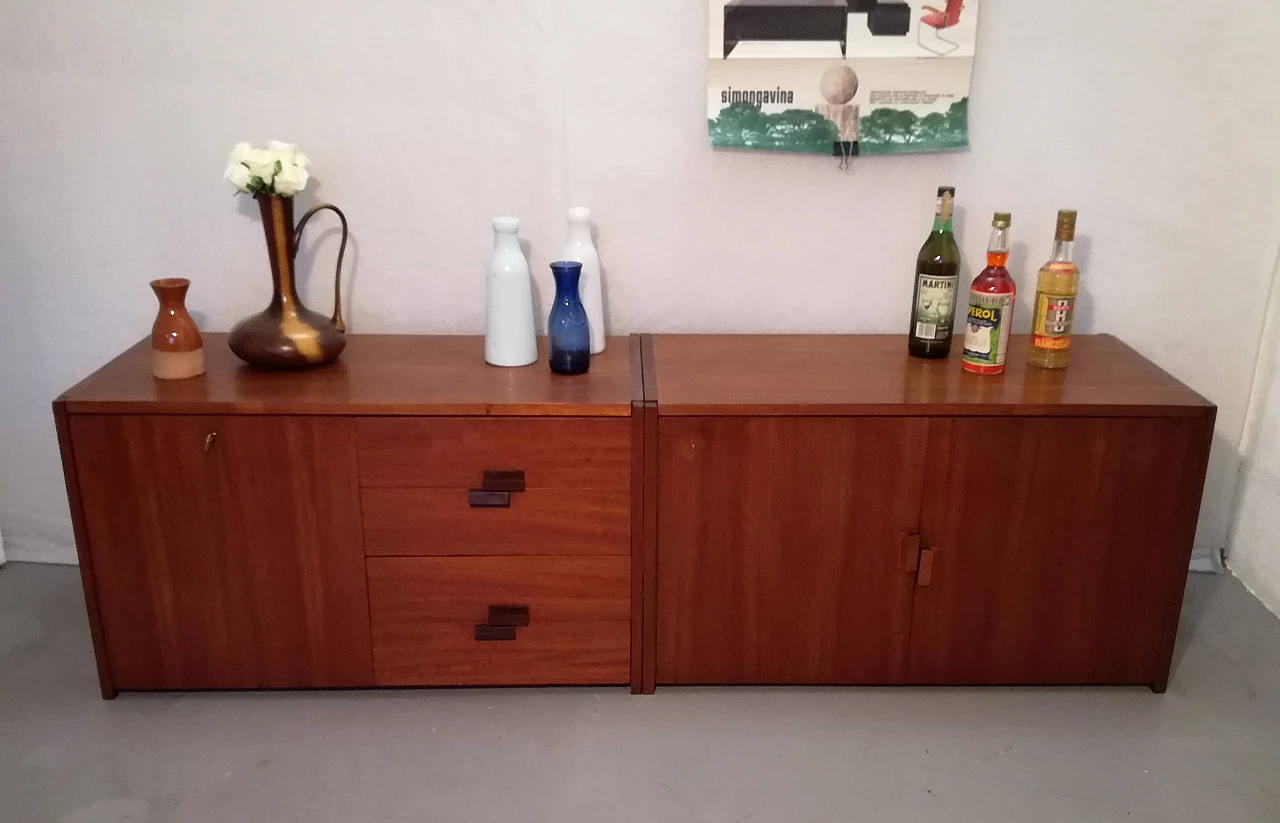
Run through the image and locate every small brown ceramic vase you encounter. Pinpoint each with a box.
[150,278,206,380]
[227,194,349,369]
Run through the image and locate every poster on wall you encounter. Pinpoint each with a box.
[708,0,979,157]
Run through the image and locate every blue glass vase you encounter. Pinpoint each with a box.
[548,261,591,375]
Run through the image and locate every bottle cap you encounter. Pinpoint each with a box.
[493,216,520,233]
[993,212,1011,228]
[568,207,591,224]
[937,186,956,197]
[1055,209,1078,241]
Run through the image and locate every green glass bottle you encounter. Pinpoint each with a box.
[907,186,961,359]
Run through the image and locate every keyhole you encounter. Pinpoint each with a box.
[679,433,707,460]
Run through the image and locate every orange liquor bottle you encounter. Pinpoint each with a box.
[962,212,1016,374]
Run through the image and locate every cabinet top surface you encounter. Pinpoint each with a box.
[59,335,637,416]
[649,334,1215,417]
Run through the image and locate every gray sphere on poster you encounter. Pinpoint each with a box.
[820,65,859,105]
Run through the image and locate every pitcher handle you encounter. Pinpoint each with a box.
[293,203,350,333]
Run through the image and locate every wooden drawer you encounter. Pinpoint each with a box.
[357,417,632,557]
[368,556,630,686]
[355,418,630,489]
[363,487,629,556]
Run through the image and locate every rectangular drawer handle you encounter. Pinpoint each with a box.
[474,625,517,642]
[487,605,530,627]
[468,489,511,508]
[482,470,526,493]
[917,548,936,587]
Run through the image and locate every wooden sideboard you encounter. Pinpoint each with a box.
[643,334,1216,694]
[55,335,646,698]
[55,333,1214,698]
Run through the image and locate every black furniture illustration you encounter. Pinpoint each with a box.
[722,0,911,59]
[869,1,911,36]
[723,0,852,59]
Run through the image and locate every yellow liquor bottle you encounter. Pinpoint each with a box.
[1028,210,1079,369]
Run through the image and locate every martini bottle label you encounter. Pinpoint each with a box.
[913,274,958,341]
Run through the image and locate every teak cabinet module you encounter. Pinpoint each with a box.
[64,414,373,690]
[55,335,646,698]
[643,335,1216,694]
[55,333,1214,698]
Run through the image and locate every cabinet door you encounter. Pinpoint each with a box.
[908,417,1211,686]
[656,417,928,684]
[70,415,373,689]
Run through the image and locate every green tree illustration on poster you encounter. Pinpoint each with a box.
[861,98,968,154]
[708,98,968,155]
[708,102,838,154]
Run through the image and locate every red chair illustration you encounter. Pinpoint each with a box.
[918,0,963,56]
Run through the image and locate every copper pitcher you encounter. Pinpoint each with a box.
[229,194,349,369]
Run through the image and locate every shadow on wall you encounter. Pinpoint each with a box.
[1207,430,1239,568]
[1225,300,1280,609]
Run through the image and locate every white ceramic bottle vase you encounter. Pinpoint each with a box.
[562,207,606,354]
[485,217,538,367]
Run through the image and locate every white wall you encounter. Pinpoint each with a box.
[1230,243,1280,614]
[2,0,1279,566]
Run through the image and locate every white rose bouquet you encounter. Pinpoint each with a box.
[224,141,311,197]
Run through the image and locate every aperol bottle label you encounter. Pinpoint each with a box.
[963,292,1014,372]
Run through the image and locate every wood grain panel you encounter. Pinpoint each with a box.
[640,335,659,694]
[52,402,116,698]
[373,623,630,686]
[362,487,630,556]
[629,334,646,693]
[649,335,1213,417]
[907,415,1214,687]
[368,556,630,621]
[69,414,373,690]
[655,416,928,684]
[368,556,630,686]
[59,335,634,417]
[1151,412,1217,692]
[356,417,630,489]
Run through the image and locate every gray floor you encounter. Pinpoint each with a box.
[2,565,1280,823]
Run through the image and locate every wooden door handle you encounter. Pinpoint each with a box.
[487,605,530,627]
[474,605,530,640]
[468,490,511,508]
[474,625,517,641]
[482,470,525,493]
[917,548,936,587]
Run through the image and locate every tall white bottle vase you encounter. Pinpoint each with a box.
[562,207,606,354]
[485,217,538,367]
